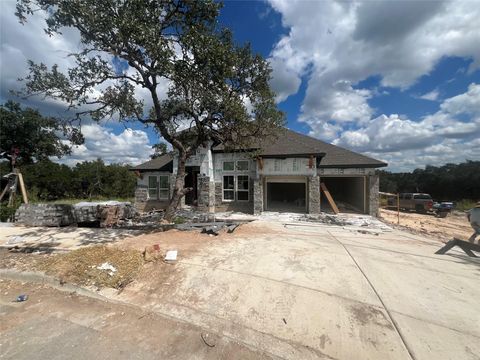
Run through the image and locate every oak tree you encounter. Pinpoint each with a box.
[15,0,284,220]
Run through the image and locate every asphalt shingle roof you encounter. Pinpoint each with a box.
[131,128,387,170]
[130,153,173,171]
[213,128,387,168]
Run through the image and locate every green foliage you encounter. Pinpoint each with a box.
[1,159,137,202]
[0,204,18,221]
[455,199,477,212]
[378,160,480,201]
[172,216,187,224]
[0,101,83,164]
[15,0,285,219]
[151,143,168,159]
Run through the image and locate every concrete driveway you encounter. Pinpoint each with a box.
[119,217,480,360]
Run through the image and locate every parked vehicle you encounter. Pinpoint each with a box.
[399,193,434,213]
[432,201,454,218]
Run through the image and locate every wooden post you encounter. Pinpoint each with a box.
[258,157,263,170]
[7,176,18,207]
[320,182,339,214]
[397,193,400,225]
[18,172,28,204]
[0,184,9,202]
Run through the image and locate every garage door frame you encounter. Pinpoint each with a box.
[319,175,366,214]
[264,176,308,212]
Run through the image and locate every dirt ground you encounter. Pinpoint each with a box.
[379,208,473,242]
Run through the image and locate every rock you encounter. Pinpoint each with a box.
[143,244,162,262]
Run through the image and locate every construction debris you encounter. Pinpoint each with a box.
[96,262,117,276]
[143,244,162,262]
[15,294,28,302]
[164,250,178,261]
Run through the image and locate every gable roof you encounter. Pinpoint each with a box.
[130,153,173,171]
[213,128,387,168]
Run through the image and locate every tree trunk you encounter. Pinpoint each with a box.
[164,151,191,222]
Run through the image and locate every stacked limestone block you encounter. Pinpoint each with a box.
[15,204,75,227]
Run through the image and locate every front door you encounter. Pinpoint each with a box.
[184,166,200,205]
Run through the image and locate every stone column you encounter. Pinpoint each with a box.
[197,176,214,212]
[368,174,380,217]
[253,177,263,215]
[134,186,148,212]
[308,175,320,214]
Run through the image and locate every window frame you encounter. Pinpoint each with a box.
[223,161,235,172]
[158,175,170,200]
[148,175,158,199]
[236,160,249,171]
[236,175,249,202]
[222,175,235,202]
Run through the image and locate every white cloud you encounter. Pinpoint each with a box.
[267,0,480,122]
[267,0,480,170]
[333,84,480,170]
[57,124,153,166]
[418,89,440,101]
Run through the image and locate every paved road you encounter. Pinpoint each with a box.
[1,218,479,360]
[0,280,271,360]
[118,219,480,360]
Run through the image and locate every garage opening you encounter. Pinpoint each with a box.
[266,182,306,213]
[321,177,365,214]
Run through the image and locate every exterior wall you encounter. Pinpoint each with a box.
[367,174,380,216]
[318,167,375,176]
[212,152,255,213]
[134,172,172,212]
[308,176,320,214]
[214,182,254,213]
[259,157,316,176]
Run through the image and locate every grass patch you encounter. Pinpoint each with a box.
[455,199,477,211]
[39,245,143,289]
[172,216,187,224]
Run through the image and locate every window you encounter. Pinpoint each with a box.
[413,194,432,200]
[237,175,249,201]
[148,176,157,199]
[292,159,299,172]
[274,159,281,172]
[148,175,169,200]
[223,175,235,201]
[223,161,235,171]
[236,160,249,171]
[159,175,169,200]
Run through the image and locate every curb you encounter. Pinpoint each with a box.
[0,268,113,303]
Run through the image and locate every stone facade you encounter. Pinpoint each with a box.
[308,176,320,214]
[197,176,214,212]
[16,204,75,227]
[368,174,380,216]
[213,182,254,213]
[253,177,263,215]
[134,187,148,211]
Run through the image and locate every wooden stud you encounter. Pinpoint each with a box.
[0,184,9,202]
[320,182,339,214]
[18,172,28,204]
[258,157,263,170]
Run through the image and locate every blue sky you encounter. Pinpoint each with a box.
[1,0,479,171]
